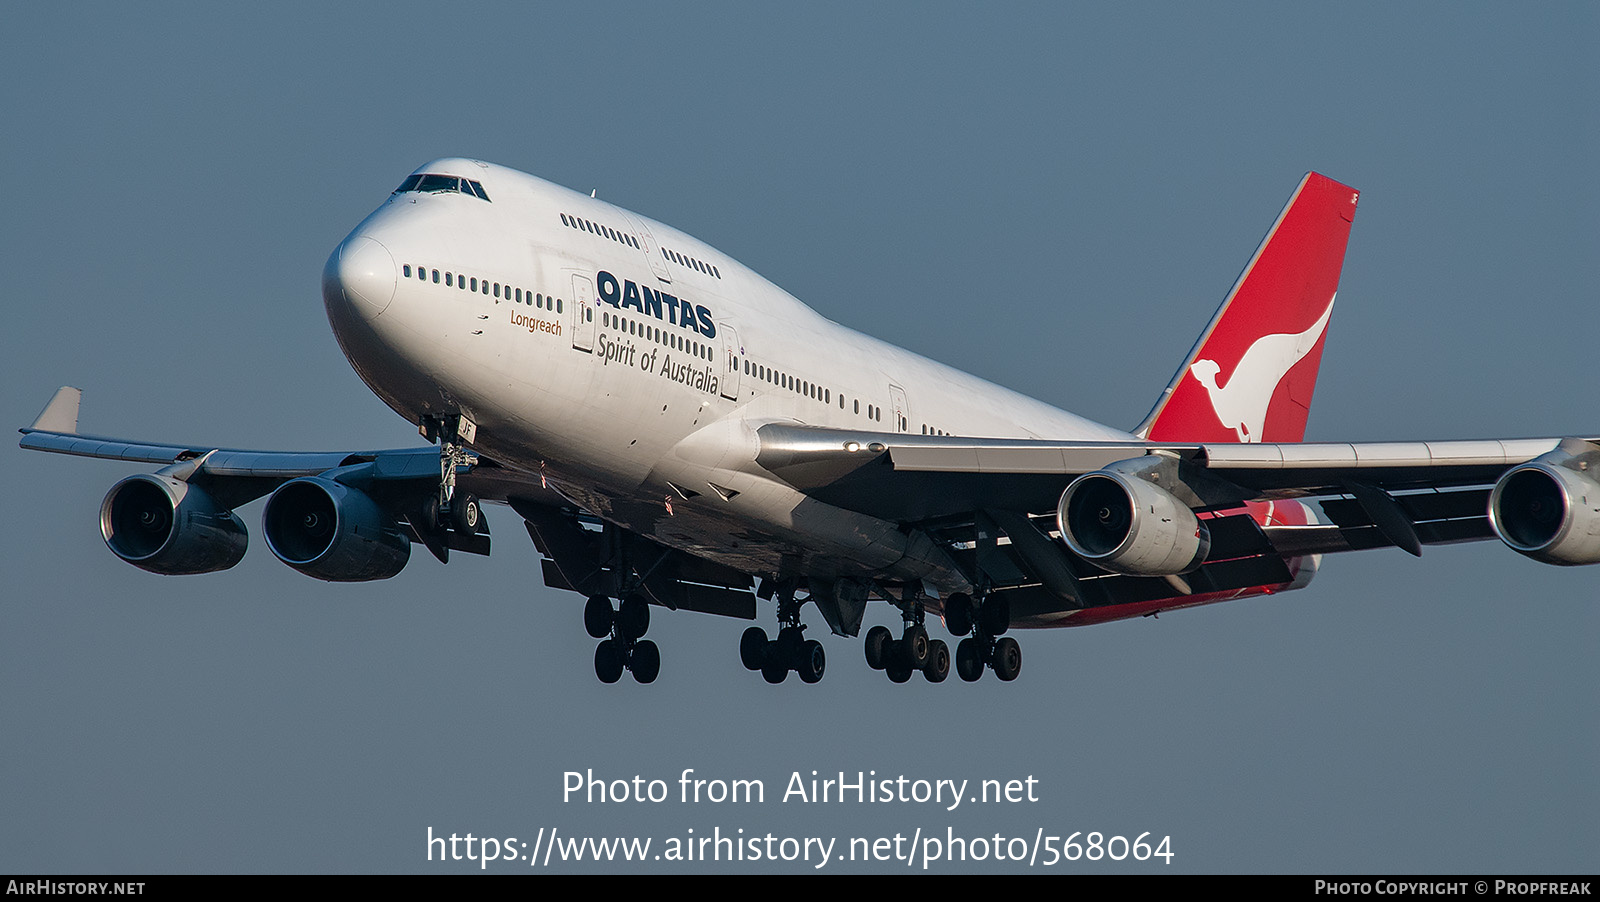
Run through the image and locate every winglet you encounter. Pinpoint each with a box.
[28,386,82,434]
[1136,172,1359,444]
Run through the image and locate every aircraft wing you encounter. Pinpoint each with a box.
[754,422,1600,559]
[17,387,572,561]
[18,387,753,618]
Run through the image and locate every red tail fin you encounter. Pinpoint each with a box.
[1137,172,1358,444]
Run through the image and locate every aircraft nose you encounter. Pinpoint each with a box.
[326,235,397,319]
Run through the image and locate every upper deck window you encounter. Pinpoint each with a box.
[394,173,492,202]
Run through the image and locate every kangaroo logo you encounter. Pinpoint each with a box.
[1188,294,1336,442]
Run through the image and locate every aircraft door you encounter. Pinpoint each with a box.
[570,273,596,352]
[888,383,910,433]
[720,325,743,401]
[626,214,673,282]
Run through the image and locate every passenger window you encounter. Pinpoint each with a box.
[432,270,440,283]
[557,298,562,312]
[494,283,500,298]
[402,265,411,278]
[446,273,453,287]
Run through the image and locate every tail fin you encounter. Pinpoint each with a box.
[1136,172,1358,444]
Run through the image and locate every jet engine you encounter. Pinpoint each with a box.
[262,477,411,581]
[99,474,247,575]
[1057,467,1210,576]
[1488,452,1600,566]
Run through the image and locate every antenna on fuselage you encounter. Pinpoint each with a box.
[590,189,597,198]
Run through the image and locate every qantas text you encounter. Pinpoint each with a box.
[596,270,717,338]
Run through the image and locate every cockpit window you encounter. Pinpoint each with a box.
[392,173,494,202]
[416,174,460,193]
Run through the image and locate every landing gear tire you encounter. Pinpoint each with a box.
[956,637,984,682]
[761,658,788,684]
[449,492,481,535]
[979,594,1010,636]
[864,625,892,670]
[902,624,930,669]
[617,594,650,639]
[944,592,974,637]
[797,639,826,684]
[923,639,950,683]
[595,639,625,684]
[992,636,1022,682]
[584,595,614,639]
[631,640,661,684]
[886,659,913,683]
[740,626,769,671]
[774,625,804,668]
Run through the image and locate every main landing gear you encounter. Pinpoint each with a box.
[585,593,660,684]
[740,581,826,684]
[864,586,950,683]
[942,591,1021,682]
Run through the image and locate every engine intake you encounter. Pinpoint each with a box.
[1058,467,1210,576]
[262,477,411,581]
[1489,454,1600,566]
[99,475,247,575]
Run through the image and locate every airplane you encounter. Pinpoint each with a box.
[19,160,1598,687]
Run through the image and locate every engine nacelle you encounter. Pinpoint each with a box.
[1057,466,1211,576]
[99,475,247,575]
[1489,453,1600,566]
[262,477,411,581]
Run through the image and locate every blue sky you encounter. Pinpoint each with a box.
[2,3,1595,873]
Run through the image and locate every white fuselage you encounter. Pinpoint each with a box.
[324,158,1132,592]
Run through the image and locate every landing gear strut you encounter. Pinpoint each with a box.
[864,585,949,683]
[947,591,1021,682]
[419,413,482,537]
[587,593,659,684]
[741,580,826,684]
